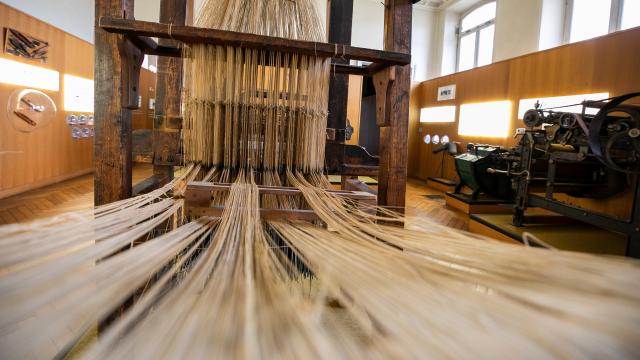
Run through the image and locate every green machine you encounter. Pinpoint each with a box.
[454,144,513,200]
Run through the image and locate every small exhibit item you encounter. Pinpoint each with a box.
[437,84,456,101]
[4,28,49,63]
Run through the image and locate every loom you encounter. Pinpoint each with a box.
[2,1,640,359]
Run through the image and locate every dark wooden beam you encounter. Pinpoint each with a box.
[326,0,353,189]
[94,0,135,205]
[98,17,411,66]
[132,175,170,196]
[153,0,187,185]
[188,206,321,222]
[118,34,378,76]
[127,35,182,57]
[184,181,377,221]
[344,178,378,195]
[185,181,377,200]
[377,0,412,212]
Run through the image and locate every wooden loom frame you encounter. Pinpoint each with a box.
[94,0,413,214]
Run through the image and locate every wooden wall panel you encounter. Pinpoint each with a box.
[346,74,362,145]
[409,27,640,220]
[132,69,156,130]
[0,3,93,198]
[410,27,640,181]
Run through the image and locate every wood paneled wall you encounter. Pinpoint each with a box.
[408,27,640,219]
[132,69,156,130]
[346,75,362,145]
[0,3,94,198]
[0,3,157,198]
[409,27,640,181]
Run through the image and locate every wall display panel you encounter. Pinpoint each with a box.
[458,101,511,138]
[420,105,456,123]
[0,58,59,91]
[63,74,93,113]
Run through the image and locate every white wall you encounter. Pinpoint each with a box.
[134,0,161,22]
[350,0,434,83]
[3,0,94,43]
[411,8,435,82]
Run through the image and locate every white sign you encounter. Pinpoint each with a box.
[437,84,456,101]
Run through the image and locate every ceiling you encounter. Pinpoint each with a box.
[414,0,456,9]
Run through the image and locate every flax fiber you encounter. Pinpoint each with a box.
[1,0,640,358]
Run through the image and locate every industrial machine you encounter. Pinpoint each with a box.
[453,93,640,256]
[453,143,512,200]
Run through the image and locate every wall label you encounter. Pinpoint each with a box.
[437,84,456,101]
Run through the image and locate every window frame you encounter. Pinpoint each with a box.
[456,1,496,72]
[563,0,631,44]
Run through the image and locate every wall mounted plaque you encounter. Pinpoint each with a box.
[4,28,49,63]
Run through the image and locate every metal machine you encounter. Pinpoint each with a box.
[453,143,512,200]
[453,93,640,256]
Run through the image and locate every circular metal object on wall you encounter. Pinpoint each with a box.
[78,114,87,125]
[441,135,450,144]
[432,134,440,145]
[87,115,94,126]
[71,127,82,139]
[6,89,57,133]
[423,134,431,144]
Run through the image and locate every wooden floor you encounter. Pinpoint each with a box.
[0,170,468,230]
[0,165,153,225]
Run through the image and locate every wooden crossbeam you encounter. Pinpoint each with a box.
[184,181,377,221]
[98,17,411,66]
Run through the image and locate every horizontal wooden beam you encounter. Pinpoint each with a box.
[341,164,379,176]
[187,206,320,221]
[344,179,378,195]
[184,181,378,222]
[127,35,182,57]
[99,17,411,66]
[186,181,377,201]
[132,174,169,196]
[120,34,379,76]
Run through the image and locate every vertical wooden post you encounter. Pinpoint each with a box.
[153,0,187,182]
[94,0,135,205]
[326,0,354,188]
[378,0,411,211]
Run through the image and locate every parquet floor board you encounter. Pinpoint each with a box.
[0,165,154,226]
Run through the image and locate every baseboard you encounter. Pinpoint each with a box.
[0,169,94,200]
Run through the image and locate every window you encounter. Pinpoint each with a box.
[566,0,640,43]
[457,2,496,72]
[621,0,640,30]
[458,100,511,138]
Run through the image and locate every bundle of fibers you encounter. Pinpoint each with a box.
[2,170,640,359]
[183,0,329,183]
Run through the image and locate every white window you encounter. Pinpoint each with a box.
[566,0,640,43]
[457,2,496,72]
